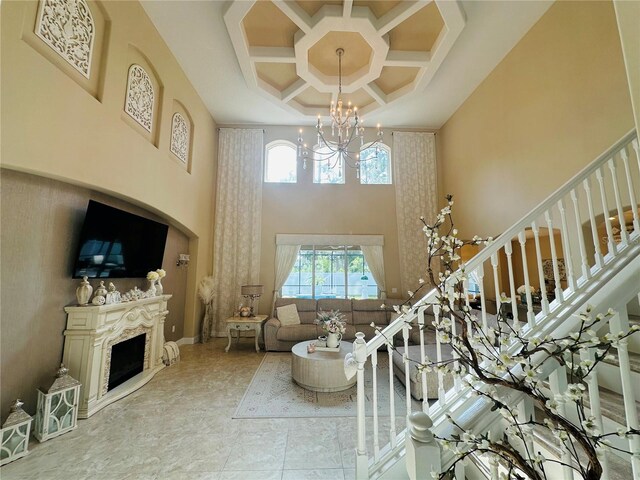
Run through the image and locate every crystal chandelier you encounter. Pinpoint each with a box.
[297,48,383,179]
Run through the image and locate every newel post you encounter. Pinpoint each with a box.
[406,411,441,480]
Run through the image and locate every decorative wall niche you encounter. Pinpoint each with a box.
[122,45,162,146]
[125,64,154,132]
[170,113,189,163]
[169,100,193,171]
[21,0,109,100]
[35,0,95,78]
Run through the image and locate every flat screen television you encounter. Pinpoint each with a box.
[72,200,169,279]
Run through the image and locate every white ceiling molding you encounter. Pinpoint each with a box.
[224,0,465,120]
[141,1,554,127]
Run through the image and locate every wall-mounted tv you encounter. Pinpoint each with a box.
[72,200,169,279]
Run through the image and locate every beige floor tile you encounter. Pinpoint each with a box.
[281,469,345,480]
[222,432,287,471]
[218,470,282,480]
[284,429,342,470]
[2,340,360,480]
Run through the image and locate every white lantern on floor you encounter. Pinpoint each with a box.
[34,364,81,442]
[0,399,33,466]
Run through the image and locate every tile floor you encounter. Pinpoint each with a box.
[1,339,362,480]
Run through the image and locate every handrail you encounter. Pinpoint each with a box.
[354,128,640,479]
[461,128,636,275]
[366,128,637,355]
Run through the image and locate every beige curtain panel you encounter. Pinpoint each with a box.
[205,128,264,340]
[393,131,437,297]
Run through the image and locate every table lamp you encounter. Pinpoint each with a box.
[241,284,264,317]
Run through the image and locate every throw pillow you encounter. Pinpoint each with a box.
[277,303,300,326]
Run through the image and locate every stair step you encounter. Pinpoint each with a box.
[541,379,639,426]
[603,349,640,373]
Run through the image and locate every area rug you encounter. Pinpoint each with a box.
[234,352,419,418]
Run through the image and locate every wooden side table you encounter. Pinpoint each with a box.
[224,315,268,353]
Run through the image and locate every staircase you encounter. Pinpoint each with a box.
[349,129,640,479]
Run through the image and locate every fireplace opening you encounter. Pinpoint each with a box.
[108,334,146,391]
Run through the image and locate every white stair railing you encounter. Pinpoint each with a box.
[350,129,640,479]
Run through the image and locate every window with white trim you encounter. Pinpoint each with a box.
[264,140,297,183]
[282,246,378,299]
[359,143,391,184]
[313,143,345,184]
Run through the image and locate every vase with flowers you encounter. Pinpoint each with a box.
[516,284,536,304]
[155,269,166,295]
[315,310,347,348]
[146,271,159,296]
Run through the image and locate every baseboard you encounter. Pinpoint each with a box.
[176,335,200,345]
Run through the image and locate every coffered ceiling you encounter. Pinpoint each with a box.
[141,1,554,128]
[225,0,464,118]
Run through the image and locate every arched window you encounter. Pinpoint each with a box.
[359,143,392,184]
[312,143,345,184]
[265,140,297,183]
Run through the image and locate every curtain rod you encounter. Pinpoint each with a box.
[217,127,266,132]
[391,131,437,135]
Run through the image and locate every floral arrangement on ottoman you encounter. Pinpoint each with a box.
[315,310,346,348]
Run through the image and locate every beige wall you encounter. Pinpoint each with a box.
[614,0,640,134]
[1,1,217,415]
[438,0,634,240]
[254,125,406,314]
[0,170,190,415]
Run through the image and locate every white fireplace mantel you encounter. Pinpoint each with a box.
[63,295,171,418]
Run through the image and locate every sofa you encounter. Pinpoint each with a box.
[265,297,498,402]
[264,297,405,352]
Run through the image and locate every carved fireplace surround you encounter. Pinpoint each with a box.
[63,295,171,418]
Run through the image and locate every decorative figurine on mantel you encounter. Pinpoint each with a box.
[75,276,93,305]
[155,268,166,295]
[105,282,121,304]
[146,271,159,296]
[92,281,108,305]
[0,399,33,466]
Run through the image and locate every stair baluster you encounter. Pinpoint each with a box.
[608,156,629,246]
[609,304,640,478]
[544,210,565,304]
[504,241,521,328]
[570,188,591,281]
[433,304,446,403]
[371,348,380,462]
[580,347,610,480]
[596,167,617,256]
[583,177,605,269]
[531,220,550,316]
[417,306,429,412]
[548,364,575,480]
[518,230,536,326]
[557,198,577,293]
[387,342,397,449]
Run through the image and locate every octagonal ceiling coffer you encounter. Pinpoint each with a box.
[225,0,465,119]
[308,33,371,82]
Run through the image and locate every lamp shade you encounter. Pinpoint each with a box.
[241,285,264,296]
